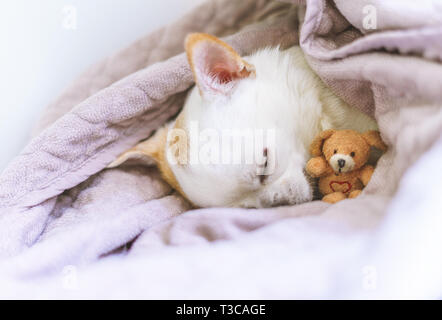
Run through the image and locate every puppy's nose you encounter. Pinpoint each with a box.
[338,159,346,168]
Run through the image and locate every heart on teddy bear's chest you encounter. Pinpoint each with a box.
[329,181,352,193]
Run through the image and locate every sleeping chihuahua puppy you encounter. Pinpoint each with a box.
[109,33,377,208]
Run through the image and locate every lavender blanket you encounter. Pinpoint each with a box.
[1,0,441,299]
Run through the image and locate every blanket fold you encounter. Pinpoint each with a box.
[0,0,441,299]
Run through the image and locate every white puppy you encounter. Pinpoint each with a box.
[110,33,377,208]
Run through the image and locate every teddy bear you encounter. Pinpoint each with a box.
[305,129,387,204]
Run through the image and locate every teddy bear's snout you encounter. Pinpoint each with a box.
[329,154,355,174]
[337,159,345,168]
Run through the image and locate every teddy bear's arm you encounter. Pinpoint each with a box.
[306,157,332,178]
[359,165,374,186]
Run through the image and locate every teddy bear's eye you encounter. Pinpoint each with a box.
[333,149,337,154]
[350,152,355,157]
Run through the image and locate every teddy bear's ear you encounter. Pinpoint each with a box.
[310,129,336,156]
[362,130,388,151]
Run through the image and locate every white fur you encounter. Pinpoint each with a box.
[171,47,377,208]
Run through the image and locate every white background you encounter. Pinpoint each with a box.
[0,0,205,171]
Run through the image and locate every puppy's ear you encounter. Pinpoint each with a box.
[107,127,167,168]
[362,130,388,151]
[310,129,336,156]
[185,33,255,100]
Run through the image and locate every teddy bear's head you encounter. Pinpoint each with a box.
[310,129,387,174]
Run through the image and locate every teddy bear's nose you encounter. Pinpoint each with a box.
[338,159,346,168]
